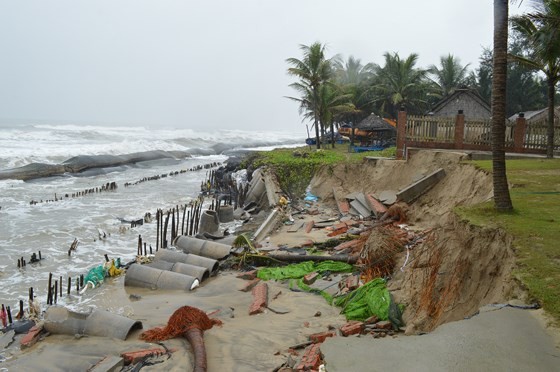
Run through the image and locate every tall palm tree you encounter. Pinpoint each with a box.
[315,84,355,148]
[286,42,335,149]
[333,56,377,125]
[510,0,560,158]
[492,0,514,211]
[428,54,471,97]
[370,52,432,118]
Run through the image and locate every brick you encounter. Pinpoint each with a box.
[308,331,336,344]
[364,315,379,325]
[337,200,350,214]
[366,194,388,216]
[20,324,43,348]
[304,221,315,233]
[301,239,314,248]
[239,278,261,292]
[249,282,268,315]
[374,320,393,330]
[340,321,364,337]
[237,270,257,280]
[295,343,322,371]
[303,272,319,285]
[121,347,176,365]
[327,226,347,237]
[333,239,360,251]
[339,275,360,291]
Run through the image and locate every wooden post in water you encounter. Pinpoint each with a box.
[47,272,53,305]
[54,281,58,304]
[181,204,187,235]
[156,209,160,251]
[6,306,12,324]
[163,211,170,248]
[171,208,176,242]
[67,277,71,295]
[59,276,63,297]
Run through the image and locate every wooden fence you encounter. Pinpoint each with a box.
[396,111,559,158]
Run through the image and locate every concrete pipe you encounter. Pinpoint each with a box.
[218,205,234,223]
[245,177,265,205]
[147,260,209,282]
[174,235,232,260]
[199,210,219,235]
[44,306,142,340]
[154,249,219,273]
[124,264,200,291]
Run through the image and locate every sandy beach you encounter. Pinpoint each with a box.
[2,150,560,372]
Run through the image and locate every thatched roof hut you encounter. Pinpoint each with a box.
[355,113,396,133]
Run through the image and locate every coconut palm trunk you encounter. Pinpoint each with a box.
[492,0,514,211]
[547,77,555,158]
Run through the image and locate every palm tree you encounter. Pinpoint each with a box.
[286,42,335,149]
[333,56,377,126]
[316,84,355,148]
[428,54,471,97]
[510,0,560,158]
[492,0,514,211]
[370,52,432,118]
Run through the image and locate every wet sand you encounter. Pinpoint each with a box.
[2,272,347,371]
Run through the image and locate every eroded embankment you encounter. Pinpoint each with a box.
[310,150,518,333]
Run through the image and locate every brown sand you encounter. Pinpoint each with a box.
[3,272,346,371]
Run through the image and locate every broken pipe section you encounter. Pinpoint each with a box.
[44,306,142,340]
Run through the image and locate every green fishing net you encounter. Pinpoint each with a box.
[84,265,105,287]
[334,278,390,321]
[257,261,353,281]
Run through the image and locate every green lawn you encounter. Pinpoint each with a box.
[456,159,560,325]
[243,144,395,198]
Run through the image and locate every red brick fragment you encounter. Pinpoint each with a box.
[327,227,348,237]
[20,324,43,348]
[301,239,314,247]
[305,221,315,233]
[308,331,336,344]
[364,315,379,325]
[303,272,319,285]
[249,282,268,315]
[237,270,257,280]
[333,239,360,251]
[239,278,261,292]
[295,343,322,371]
[366,194,388,216]
[374,320,392,330]
[340,321,364,336]
[337,200,350,214]
[121,347,176,365]
[339,275,360,291]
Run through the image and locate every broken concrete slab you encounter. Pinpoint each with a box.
[88,355,124,372]
[332,187,350,215]
[350,199,371,218]
[396,168,446,204]
[379,190,397,205]
[0,329,15,349]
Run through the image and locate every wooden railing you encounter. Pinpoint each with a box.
[396,110,559,159]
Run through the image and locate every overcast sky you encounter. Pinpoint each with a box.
[0,0,530,133]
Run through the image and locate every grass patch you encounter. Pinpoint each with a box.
[243,144,395,199]
[456,159,560,324]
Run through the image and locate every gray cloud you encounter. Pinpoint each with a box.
[0,0,529,132]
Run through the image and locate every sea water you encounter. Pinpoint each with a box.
[0,123,303,313]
